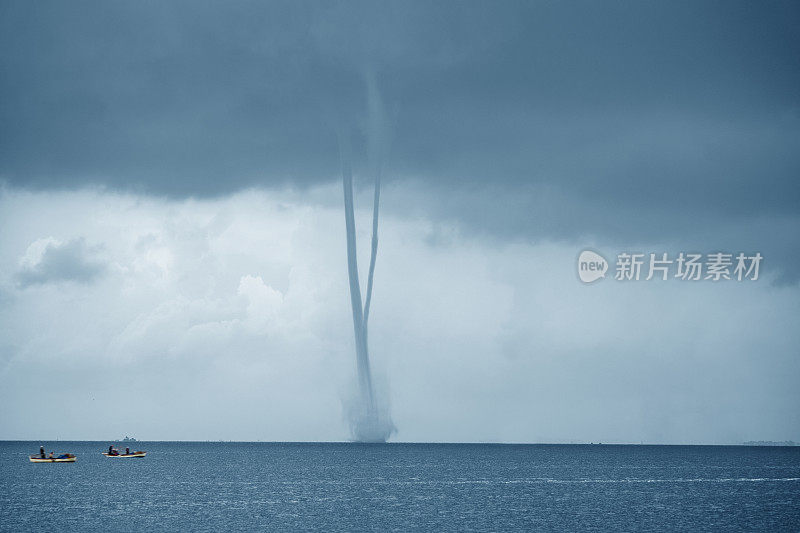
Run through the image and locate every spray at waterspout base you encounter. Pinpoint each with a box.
[345,378,395,442]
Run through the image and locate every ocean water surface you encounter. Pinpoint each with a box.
[1,442,799,531]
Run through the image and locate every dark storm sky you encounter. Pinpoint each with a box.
[1,0,798,277]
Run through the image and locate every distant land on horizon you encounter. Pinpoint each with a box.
[742,440,798,446]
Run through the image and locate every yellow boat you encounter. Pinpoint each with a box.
[29,454,76,463]
[103,451,146,458]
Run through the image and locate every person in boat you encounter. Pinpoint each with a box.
[48,451,54,459]
[39,446,45,458]
[108,445,119,456]
[125,447,130,455]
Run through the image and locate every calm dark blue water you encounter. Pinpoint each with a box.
[1,442,799,531]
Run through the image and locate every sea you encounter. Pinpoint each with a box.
[1,441,799,531]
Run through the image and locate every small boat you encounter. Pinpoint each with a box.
[103,451,147,458]
[29,454,76,463]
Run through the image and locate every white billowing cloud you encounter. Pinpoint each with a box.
[18,237,60,269]
[0,186,798,443]
[237,275,284,333]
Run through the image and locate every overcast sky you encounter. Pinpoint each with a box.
[1,1,798,442]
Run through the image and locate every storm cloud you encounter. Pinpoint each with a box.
[1,2,798,242]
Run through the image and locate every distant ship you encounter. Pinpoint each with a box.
[120,436,137,442]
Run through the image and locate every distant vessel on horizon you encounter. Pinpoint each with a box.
[120,436,137,442]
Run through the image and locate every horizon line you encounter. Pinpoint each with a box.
[1,439,797,446]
